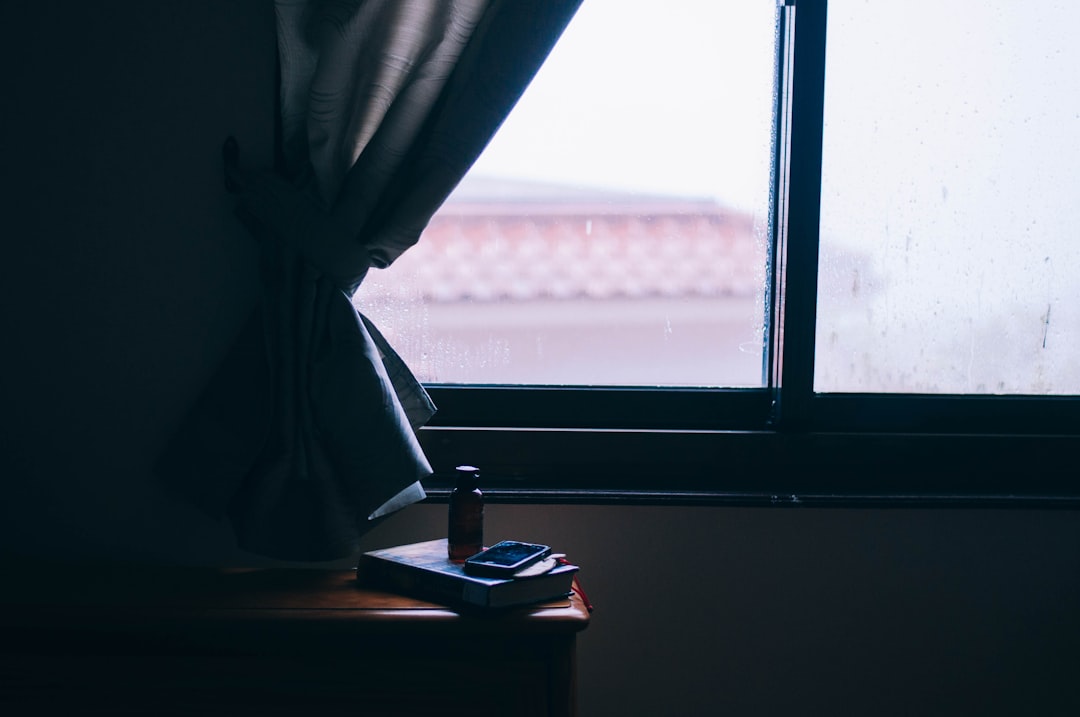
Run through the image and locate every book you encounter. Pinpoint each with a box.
[356,538,579,611]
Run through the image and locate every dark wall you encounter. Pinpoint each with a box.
[1,1,274,562]
[2,3,1079,715]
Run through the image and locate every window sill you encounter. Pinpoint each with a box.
[418,427,1080,505]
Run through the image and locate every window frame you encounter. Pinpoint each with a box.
[416,0,1080,506]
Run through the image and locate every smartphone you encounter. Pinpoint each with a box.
[462,540,552,578]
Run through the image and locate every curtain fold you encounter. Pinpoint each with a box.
[158,0,581,561]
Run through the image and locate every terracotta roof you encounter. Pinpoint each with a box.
[439,175,728,217]
[362,177,765,302]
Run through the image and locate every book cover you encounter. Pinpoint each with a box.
[356,538,579,610]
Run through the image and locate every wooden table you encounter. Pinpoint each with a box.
[0,557,591,716]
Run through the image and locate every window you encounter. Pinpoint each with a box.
[359,0,776,389]
[817,0,1080,396]
[355,0,1080,502]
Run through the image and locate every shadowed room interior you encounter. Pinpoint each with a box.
[2,2,1079,715]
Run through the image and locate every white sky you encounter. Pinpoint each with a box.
[468,0,778,212]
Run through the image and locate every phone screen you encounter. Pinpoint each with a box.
[471,541,548,567]
[463,541,551,577]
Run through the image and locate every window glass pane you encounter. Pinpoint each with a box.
[817,0,1080,394]
[354,0,777,387]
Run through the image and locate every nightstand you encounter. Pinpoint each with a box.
[1,558,590,716]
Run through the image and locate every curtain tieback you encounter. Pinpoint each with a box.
[223,139,372,290]
[224,141,435,426]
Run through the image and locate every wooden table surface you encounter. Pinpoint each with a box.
[1,554,591,635]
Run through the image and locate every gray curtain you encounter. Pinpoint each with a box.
[159,0,582,561]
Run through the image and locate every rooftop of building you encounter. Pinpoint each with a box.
[359,175,766,303]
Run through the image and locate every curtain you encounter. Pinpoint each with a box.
[159,0,582,561]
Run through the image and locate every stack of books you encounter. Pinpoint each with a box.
[356,538,580,611]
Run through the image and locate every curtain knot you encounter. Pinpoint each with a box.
[232,161,373,290]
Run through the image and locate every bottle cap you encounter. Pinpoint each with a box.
[454,465,480,487]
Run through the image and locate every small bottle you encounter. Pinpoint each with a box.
[448,465,484,562]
